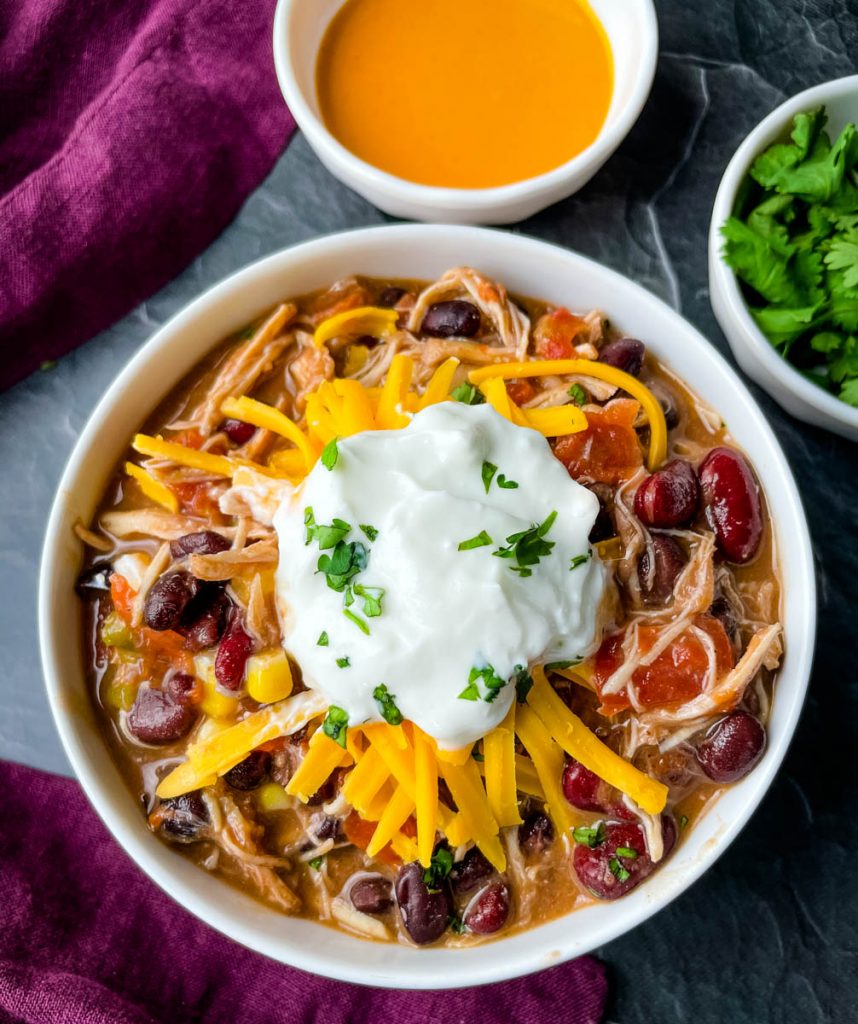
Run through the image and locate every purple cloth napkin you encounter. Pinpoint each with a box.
[0,761,607,1023]
[0,0,296,392]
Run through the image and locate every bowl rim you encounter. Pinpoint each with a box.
[272,0,659,212]
[708,73,858,429]
[39,224,815,988]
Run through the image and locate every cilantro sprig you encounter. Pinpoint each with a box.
[459,664,507,703]
[720,107,858,407]
[423,846,453,891]
[492,510,558,577]
[373,684,403,725]
[451,382,485,405]
[322,705,349,746]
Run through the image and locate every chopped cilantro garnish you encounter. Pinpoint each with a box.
[308,856,324,870]
[569,552,591,570]
[615,846,638,860]
[609,857,631,883]
[373,684,403,725]
[458,530,493,551]
[320,437,339,470]
[481,460,497,493]
[353,583,384,618]
[423,846,453,891]
[720,107,858,408]
[451,381,485,405]
[305,513,352,551]
[322,705,349,747]
[545,659,581,671]
[449,914,467,934]
[573,823,606,848]
[458,664,506,703]
[680,814,689,829]
[335,656,350,668]
[497,474,519,489]
[316,540,367,591]
[513,665,534,703]
[568,383,587,406]
[360,523,379,542]
[493,510,558,576]
[471,745,485,763]
[343,607,370,634]
[303,506,316,545]
[317,631,329,647]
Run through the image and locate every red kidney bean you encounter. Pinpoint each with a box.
[598,338,646,377]
[378,286,406,308]
[573,817,676,900]
[634,459,700,528]
[223,750,272,791]
[639,534,688,605]
[143,571,200,631]
[420,300,481,338]
[222,418,256,445]
[395,862,452,945]
[151,791,209,843]
[698,447,763,563]
[214,615,254,690]
[170,531,230,558]
[518,811,554,855]
[75,563,112,595]
[351,875,394,914]
[695,711,766,783]
[127,686,197,744]
[450,846,494,895]
[464,883,510,935]
[562,756,614,813]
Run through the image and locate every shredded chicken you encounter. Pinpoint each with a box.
[289,335,335,409]
[186,303,297,435]
[188,540,278,581]
[74,521,112,552]
[246,572,280,647]
[130,542,170,626]
[100,508,263,542]
[407,267,530,359]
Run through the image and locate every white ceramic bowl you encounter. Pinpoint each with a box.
[41,225,815,988]
[709,75,858,442]
[272,0,658,224]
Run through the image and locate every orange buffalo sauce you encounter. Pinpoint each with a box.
[316,0,613,189]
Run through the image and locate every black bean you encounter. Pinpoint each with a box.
[143,571,200,631]
[351,875,394,914]
[395,862,452,945]
[170,531,231,558]
[76,563,112,595]
[152,791,209,843]
[451,846,493,895]
[310,813,342,842]
[420,300,481,338]
[181,588,231,651]
[127,686,198,744]
[378,286,406,308]
[639,535,688,605]
[518,811,554,856]
[598,338,646,377]
[223,750,272,791]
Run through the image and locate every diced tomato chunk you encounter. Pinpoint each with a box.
[110,573,134,623]
[172,429,204,450]
[174,481,221,516]
[343,811,401,866]
[534,308,586,360]
[593,615,734,715]
[505,378,537,406]
[553,398,643,485]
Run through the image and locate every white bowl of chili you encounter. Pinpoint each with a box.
[709,75,858,442]
[272,0,658,224]
[40,225,815,988]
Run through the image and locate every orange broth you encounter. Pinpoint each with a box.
[315,0,614,189]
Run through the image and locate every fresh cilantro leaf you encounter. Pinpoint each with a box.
[545,659,581,671]
[316,540,367,591]
[573,823,606,848]
[615,846,639,860]
[423,847,453,891]
[451,382,485,405]
[360,523,379,541]
[513,665,533,703]
[321,437,339,470]
[493,510,558,575]
[471,745,485,763]
[460,664,507,704]
[372,684,403,725]
[303,506,315,545]
[308,856,324,870]
[458,530,493,551]
[609,857,631,883]
[343,607,370,634]
[680,814,689,830]
[810,331,844,354]
[840,377,858,406]
[825,234,858,290]
[336,656,350,668]
[568,383,587,406]
[569,552,591,570]
[481,460,497,493]
[353,583,384,618]
[317,631,329,647]
[322,705,348,746]
[449,914,467,934]
[497,474,519,489]
[720,218,801,305]
[830,335,858,383]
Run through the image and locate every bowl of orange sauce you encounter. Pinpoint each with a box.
[273,0,658,224]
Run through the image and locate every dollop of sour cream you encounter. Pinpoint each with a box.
[272,403,606,749]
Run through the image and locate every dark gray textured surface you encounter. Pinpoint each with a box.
[2,1,856,1020]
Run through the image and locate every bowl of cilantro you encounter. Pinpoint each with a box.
[709,76,858,441]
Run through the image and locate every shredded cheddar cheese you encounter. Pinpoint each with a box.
[124,462,178,512]
[483,703,522,828]
[313,306,399,349]
[132,434,236,478]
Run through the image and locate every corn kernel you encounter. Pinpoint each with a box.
[246,649,293,705]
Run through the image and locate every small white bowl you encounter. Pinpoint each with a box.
[709,75,858,442]
[272,0,658,225]
[41,225,815,988]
